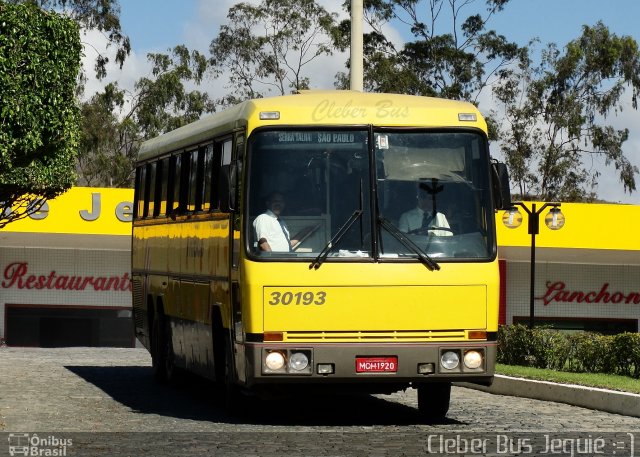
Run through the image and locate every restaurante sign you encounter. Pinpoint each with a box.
[2,262,131,292]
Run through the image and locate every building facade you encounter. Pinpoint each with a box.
[497,202,640,333]
[0,188,134,347]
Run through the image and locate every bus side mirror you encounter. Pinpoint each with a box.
[491,161,511,210]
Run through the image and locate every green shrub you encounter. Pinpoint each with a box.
[610,333,640,378]
[497,325,640,379]
[568,332,611,373]
[497,324,532,366]
[537,328,570,371]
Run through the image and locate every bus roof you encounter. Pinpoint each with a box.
[137,90,487,162]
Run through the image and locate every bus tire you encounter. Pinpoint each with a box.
[150,310,167,383]
[163,318,184,386]
[416,382,451,422]
[211,309,225,386]
[223,336,248,415]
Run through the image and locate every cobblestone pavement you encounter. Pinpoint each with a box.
[1,347,639,456]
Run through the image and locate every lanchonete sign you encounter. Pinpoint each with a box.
[2,261,131,292]
[540,281,640,306]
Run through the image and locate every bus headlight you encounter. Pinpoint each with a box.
[289,352,309,371]
[464,350,483,369]
[440,351,460,370]
[265,351,286,371]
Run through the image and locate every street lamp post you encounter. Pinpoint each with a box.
[350,0,364,91]
[503,202,565,328]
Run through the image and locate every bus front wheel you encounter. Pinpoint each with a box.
[416,382,451,422]
[222,337,248,415]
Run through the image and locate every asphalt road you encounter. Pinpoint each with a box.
[1,347,638,456]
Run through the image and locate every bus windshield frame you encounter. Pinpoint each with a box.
[245,126,496,264]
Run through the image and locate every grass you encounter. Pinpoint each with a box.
[495,363,640,395]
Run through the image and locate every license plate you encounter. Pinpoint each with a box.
[355,356,398,373]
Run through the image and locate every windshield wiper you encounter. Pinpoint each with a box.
[378,217,440,271]
[309,209,363,270]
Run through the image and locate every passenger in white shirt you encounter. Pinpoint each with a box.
[398,189,452,237]
[253,193,300,252]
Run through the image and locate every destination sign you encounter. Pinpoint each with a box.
[277,132,358,144]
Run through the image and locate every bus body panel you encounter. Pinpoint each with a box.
[262,284,487,332]
[238,258,498,387]
[132,214,233,377]
[241,260,500,336]
[131,91,504,411]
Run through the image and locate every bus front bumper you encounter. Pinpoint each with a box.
[242,341,496,387]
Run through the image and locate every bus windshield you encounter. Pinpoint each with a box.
[246,129,494,262]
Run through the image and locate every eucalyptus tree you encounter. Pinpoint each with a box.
[210,0,337,105]
[333,0,524,103]
[77,46,215,187]
[492,22,640,201]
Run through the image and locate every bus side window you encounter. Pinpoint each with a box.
[144,162,155,218]
[195,147,206,212]
[214,138,233,211]
[178,151,190,214]
[147,162,156,217]
[202,144,214,212]
[134,165,146,219]
[187,149,199,212]
[152,159,161,217]
[167,154,181,216]
[158,157,169,216]
[210,141,223,211]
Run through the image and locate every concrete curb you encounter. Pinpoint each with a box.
[456,374,640,418]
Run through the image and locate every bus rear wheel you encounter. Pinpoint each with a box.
[150,312,166,382]
[162,320,184,386]
[416,382,451,422]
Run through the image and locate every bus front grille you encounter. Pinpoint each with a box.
[283,330,467,342]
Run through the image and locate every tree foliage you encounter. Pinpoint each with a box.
[493,22,640,201]
[0,2,81,228]
[6,0,130,80]
[135,45,213,139]
[77,46,215,187]
[209,0,337,105]
[334,0,524,102]
[77,83,137,187]
[79,0,337,187]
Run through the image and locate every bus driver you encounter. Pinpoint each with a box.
[399,187,452,237]
[253,192,300,252]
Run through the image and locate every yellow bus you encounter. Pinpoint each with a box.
[132,90,510,421]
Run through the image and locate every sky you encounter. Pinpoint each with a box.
[84,0,640,204]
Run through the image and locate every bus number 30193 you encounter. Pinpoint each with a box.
[268,291,326,305]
